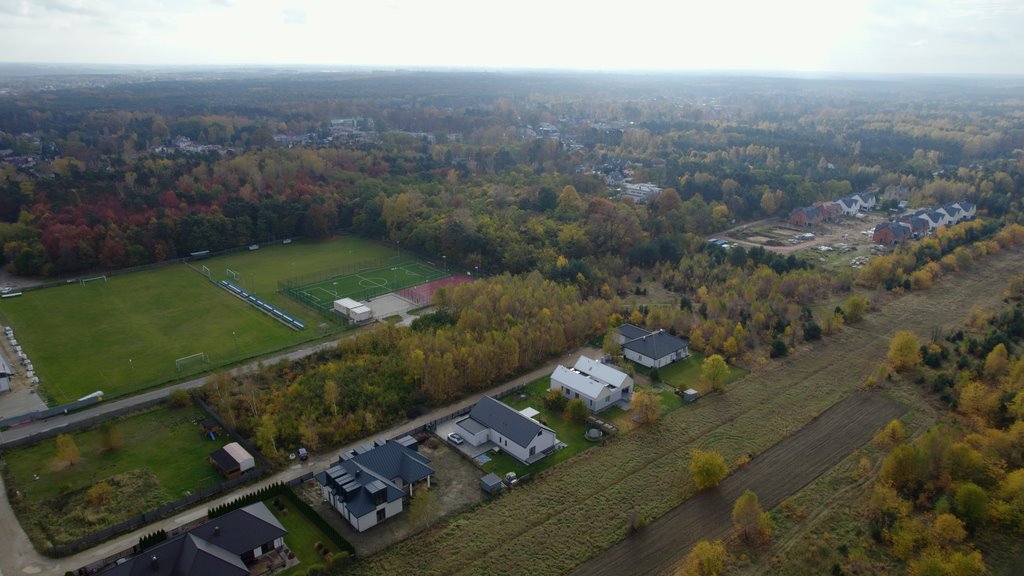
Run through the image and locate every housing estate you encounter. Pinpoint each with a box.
[550,356,633,413]
[788,192,876,226]
[316,436,433,532]
[873,200,976,245]
[454,396,560,464]
[104,502,286,576]
[618,324,690,369]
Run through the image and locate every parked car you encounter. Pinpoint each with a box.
[298,447,308,461]
[447,432,464,445]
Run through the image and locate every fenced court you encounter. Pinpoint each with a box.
[279,261,449,314]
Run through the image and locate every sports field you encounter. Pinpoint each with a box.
[292,261,446,308]
[0,236,416,404]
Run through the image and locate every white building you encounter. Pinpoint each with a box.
[455,396,559,464]
[550,356,633,413]
[623,182,662,203]
[334,297,373,323]
[618,324,690,369]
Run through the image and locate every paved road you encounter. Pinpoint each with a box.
[0,340,341,447]
[0,347,595,576]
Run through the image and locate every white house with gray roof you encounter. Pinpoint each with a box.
[618,324,690,369]
[550,356,633,413]
[455,396,559,464]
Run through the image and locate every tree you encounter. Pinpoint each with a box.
[602,330,622,357]
[86,481,113,509]
[700,354,730,392]
[983,343,1009,381]
[873,419,906,448]
[732,489,771,543]
[564,398,590,423]
[544,389,568,412]
[167,388,191,408]
[407,489,439,530]
[844,294,869,323]
[888,331,922,372]
[954,482,989,530]
[930,513,967,549]
[631,389,661,425]
[676,540,726,576]
[256,414,279,457]
[54,434,80,468]
[770,338,788,359]
[323,380,340,417]
[99,421,124,452]
[690,449,729,491]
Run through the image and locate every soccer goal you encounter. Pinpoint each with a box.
[226,268,241,281]
[80,276,107,285]
[175,352,209,372]
[201,265,213,280]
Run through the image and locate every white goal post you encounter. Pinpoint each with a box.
[80,276,107,285]
[226,268,241,281]
[201,265,212,279]
[175,352,209,372]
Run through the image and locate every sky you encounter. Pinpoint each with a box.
[1,0,1023,75]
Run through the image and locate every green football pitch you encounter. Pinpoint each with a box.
[0,236,419,405]
[292,262,446,308]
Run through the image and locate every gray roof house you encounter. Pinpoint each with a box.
[550,356,634,413]
[316,437,433,532]
[455,396,560,465]
[618,324,690,369]
[103,502,286,576]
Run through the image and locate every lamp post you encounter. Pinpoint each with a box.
[232,331,238,357]
[442,255,447,274]
[128,358,134,388]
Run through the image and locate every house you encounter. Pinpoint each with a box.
[316,437,433,532]
[872,221,913,245]
[788,205,822,227]
[550,356,634,413]
[333,297,373,323]
[618,324,690,369]
[210,442,256,479]
[455,396,560,464]
[623,182,662,203]
[103,502,286,576]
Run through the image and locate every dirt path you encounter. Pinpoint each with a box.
[0,346,595,576]
[570,392,906,576]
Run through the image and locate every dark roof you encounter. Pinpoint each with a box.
[622,330,689,361]
[618,323,650,341]
[465,396,551,448]
[318,440,433,518]
[102,503,282,576]
[456,415,488,435]
[209,447,239,473]
[480,473,503,489]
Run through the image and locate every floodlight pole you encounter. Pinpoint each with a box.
[128,358,134,387]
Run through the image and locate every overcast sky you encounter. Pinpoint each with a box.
[1,0,1022,75]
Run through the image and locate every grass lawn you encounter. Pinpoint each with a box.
[4,403,231,548]
[645,352,747,394]
[0,236,403,404]
[264,498,343,576]
[295,262,446,308]
[482,378,599,478]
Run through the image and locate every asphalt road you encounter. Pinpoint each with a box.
[0,346,594,576]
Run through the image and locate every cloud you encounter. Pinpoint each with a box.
[282,8,305,25]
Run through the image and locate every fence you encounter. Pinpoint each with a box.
[0,397,166,450]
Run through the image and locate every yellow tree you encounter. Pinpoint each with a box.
[631,389,661,425]
[888,331,922,372]
[54,434,80,468]
[983,343,1009,382]
[690,449,729,491]
[700,354,730,392]
[676,540,726,576]
[732,490,771,543]
[844,294,870,323]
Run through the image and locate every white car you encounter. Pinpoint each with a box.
[1,287,12,294]
[447,432,465,445]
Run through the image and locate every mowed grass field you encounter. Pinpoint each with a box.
[0,236,404,404]
[350,248,1024,576]
[296,262,445,307]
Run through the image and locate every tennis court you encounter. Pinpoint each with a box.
[292,262,447,308]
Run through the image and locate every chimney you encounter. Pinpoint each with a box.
[151,555,159,570]
[214,526,220,536]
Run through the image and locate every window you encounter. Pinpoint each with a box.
[376,508,386,523]
[530,446,536,456]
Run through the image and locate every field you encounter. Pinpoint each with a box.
[3,403,230,548]
[645,352,747,394]
[0,236,409,404]
[349,248,1024,576]
[289,261,447,309]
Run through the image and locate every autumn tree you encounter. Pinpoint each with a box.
[407,489,439,530]
[873,419,906,449]
[603,330,623,358]
[99,421,125,452]
[54,434,80,468]
[256,414,279,457]
[954,482,989,530]
[888,331,922,372]
[676,540,726,576]
[930,513,966,549]
[732,490,771,543]
[983,343,1009,382]
[323,380,340,417]
[631,389,661,425]
[690,449,729,491]
[86,481,113,509]
[844,294,869,323]
[564,398,590,423]
[699,354,729,391]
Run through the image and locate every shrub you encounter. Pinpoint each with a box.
[167,389,191,408]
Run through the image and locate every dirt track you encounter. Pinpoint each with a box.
[571,392,906,576]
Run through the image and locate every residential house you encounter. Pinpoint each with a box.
[103,502,286,576]
[788,205,822,227]
[872,221,913,245]
[455,396,559,464]
[623,182,662,203]
[550,356,634,413]
[618,324,690,369]
[835,192,875,216]
[316,437,433,533]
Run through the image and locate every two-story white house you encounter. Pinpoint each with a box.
[550,356,634,413]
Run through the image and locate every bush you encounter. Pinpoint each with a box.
[770,339,788,358]
[544,389,568,412]
[564,398,590,423]
[167,389,191,408]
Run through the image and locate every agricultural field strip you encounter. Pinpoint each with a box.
[352,249,1024,576]
[570,393,907,576]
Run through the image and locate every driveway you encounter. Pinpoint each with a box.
[0,346,597,576]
